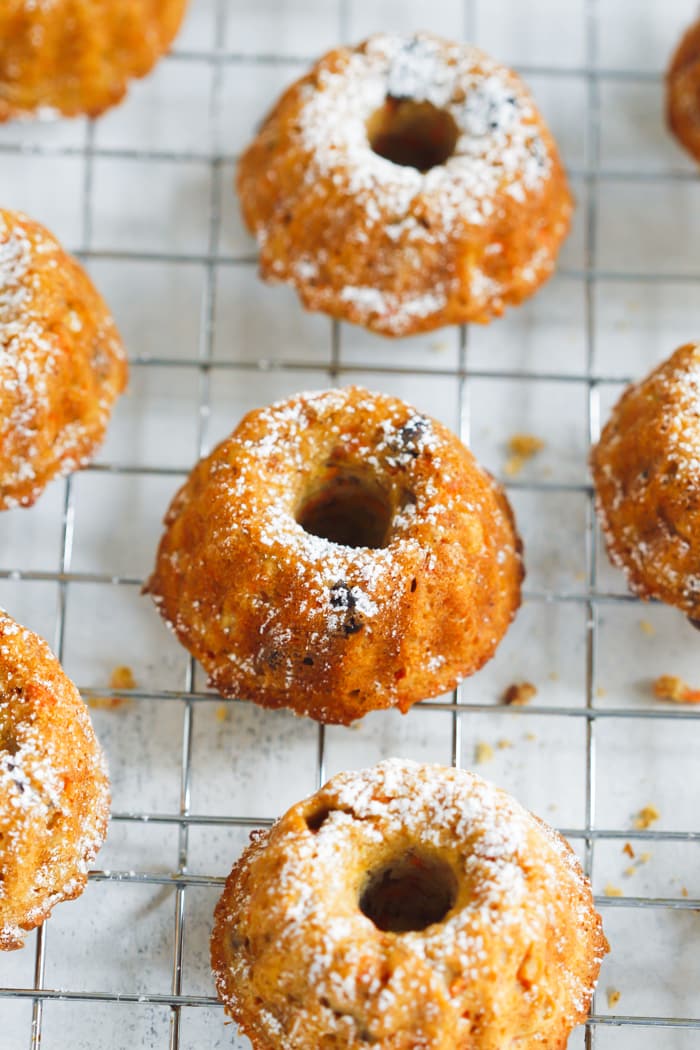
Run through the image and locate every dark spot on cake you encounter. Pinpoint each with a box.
[266,649,283,669]
[343,614,364,636]
[302,655,314,666]
[489,94,517,130]
[329,582,365,635]
[329,581,357,610]
[396,415,430,457]
[410,577,417,592]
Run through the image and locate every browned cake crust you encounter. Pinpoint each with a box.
[0,610,110,951]
[0,209,127,510]
[211,760,609,1049]
[237,32,573,337]
[145,387,523,724]
[0,0,188,121]
[667,18,700,162]
[591,342,700,619]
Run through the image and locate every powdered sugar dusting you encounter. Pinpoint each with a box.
[300,34,550,225]
[0,209,126,509]
[149,385,523,722]
[197,390,447,660]
[593,342,700,611]
[242,32,565,334]
[0,609,109,949]
[212,760,606,1047]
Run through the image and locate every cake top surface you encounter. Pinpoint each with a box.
[297,33,552,229]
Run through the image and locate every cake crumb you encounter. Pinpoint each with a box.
[548,671,559,681]
[681,886,689,898]
[474,741,494,764]
[623,865,636,878]
[496,738,512,750]
[87,665,136,709]
[639,851,652,865]
[622,842,635,859]
[607,988,621,1009]
[595,686,607,698]
[639,619,655,637]
[216,704,229,722]
[604,883,623,897]
[633,804,660,830]
[110,665,136,691]
[653,674,700,704]
[504,433,545,477]
[502,681,537,706]
[525,731,537,742]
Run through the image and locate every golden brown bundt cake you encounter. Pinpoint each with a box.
[237,32,573,337]
[0,209,127,510]
[0,610,110,951]
[0,0,189,121]
[667,17,700,162]
[145,387,523,724]
[591,342,700,621]
[211,759,608,1049]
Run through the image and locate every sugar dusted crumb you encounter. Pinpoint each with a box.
[474,740,494,764]
[622,842,635,859]
[607,988,621,1009]
[633,805,660,830]
[604,883,623,897]
[639,619,655,637]
[502,681,537,706]
[653,674,700,704]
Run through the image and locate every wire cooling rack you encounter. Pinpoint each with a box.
[1,0,700,1047]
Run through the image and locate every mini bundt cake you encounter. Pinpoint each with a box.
[667,17,700,162]
[591,342,700,621]
[0,610,110,950]
[211,759,609,1049]
[237,32,573,337]
[0,209,127,510]
[145,387,523,724]
[0,0,189,121]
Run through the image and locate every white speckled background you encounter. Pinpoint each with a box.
[1,1,700,1047]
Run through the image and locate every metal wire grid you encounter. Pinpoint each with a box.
[0,0,698,1046]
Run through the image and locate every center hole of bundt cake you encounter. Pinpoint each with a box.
[359,852,457,933]
[366,98,459,171]
[296,469,392,549]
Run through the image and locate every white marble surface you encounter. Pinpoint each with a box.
[1,1,699,1047]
